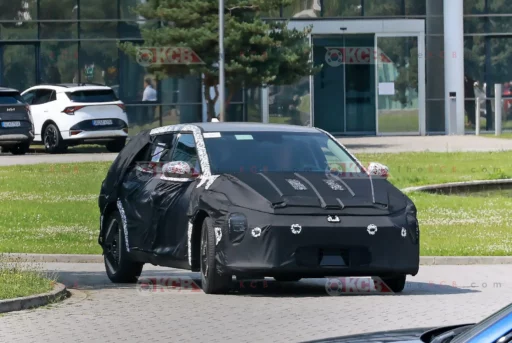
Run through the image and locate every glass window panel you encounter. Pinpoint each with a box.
[39,0,78,39]
[126,103,161,135]
[246,88,262,122]
[321,0,362,17]
[282,0,321,18]
[79,0,118,19]
[405,0,426,15]
[119,49,153,102]
[464,16,512,34]
[1,44,36,91]
[121,0,146,19]
[41,42,78,83]
[79,42,119,86]
[269,76,311,126]
[364,0,404,16]
[119,20,159,39]
[161,104,202,125]
[0,0,37,40]
[464,0,512,14]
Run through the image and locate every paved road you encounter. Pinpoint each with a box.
[0,263,509,343]
[339,135,512,153]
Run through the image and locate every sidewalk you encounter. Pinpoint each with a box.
[338,135,512,153]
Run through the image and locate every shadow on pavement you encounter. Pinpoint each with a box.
[51,269,479,298]
[28,145,111,154]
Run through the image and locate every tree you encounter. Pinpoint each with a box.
[119,0,320,121]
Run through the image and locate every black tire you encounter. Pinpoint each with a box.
[377,274,407,293]
[0,146,10,153]
[274,276,302,282]
[103,211,144,283]
[43,124,67,154]
[200,218,232,294]
[10,142,30,155]
[106,138,126,153]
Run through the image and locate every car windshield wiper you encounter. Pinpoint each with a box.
[429,325,474,343]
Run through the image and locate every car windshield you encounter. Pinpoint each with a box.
[0,92,24,104]
[203,131,365,174]
[65,89,118,103]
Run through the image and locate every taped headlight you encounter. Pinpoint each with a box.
[228,213,247,243]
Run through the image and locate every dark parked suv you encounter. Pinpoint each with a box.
[0,87,34,155]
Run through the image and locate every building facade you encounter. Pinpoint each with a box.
[0,0,510,136]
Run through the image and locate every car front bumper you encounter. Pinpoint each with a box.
[214,210,420,278]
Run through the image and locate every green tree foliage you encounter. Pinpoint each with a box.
[120,0,320,120]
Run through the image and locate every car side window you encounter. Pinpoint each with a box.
[32,89,53,105]
[149,133,175,163]
[170,133,200,172]
[22,91,36,105]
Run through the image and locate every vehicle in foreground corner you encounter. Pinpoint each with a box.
[98,122,420,294]
[0,87,34,155]
[21,83,128,154]
[305,302,512,343]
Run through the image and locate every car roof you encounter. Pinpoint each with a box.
[24,83,113,92]
[154,122,320,133]
[0,87,20,93]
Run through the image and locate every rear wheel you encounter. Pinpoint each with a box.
[43,124,67,154]
[103,211,144,283]
[106,138,126,153]
[200,218,232,294]
[10,142,30,155]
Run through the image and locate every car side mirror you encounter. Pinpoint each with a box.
[367,162,389,178]
[162,161,197,178]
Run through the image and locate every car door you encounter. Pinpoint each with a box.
[150,132,202,260]
[23,89,54,139]
[118,132,178,252]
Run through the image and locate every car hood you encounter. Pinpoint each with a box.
[208,172,409,215]
[303,324,475,343]
[303,327,430,342]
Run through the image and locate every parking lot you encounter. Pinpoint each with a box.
[0,263,510,343]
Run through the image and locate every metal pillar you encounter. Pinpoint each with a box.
[495,84,502,135]
[218,0,225,121]
[443,0,465,134]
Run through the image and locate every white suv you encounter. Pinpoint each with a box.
[21,84,129,153]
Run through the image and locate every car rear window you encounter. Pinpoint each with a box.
[65,90,118,103]
[0,92,24,104]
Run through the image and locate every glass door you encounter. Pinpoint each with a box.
[375,34,422,135]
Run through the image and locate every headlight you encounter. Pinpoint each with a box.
[406,203,419,244]
[228,213,247,243]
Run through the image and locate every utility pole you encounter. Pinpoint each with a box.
[218,0,225,121]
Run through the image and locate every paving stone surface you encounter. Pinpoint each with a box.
[0,263,510,342]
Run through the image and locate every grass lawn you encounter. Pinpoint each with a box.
[0,258,55,300]
[0,151,512,256]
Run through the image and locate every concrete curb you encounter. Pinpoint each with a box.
[3,253,512,265]
[402,178,512,193]
[0,282,68,314]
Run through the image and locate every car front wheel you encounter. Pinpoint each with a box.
[200,218,232,294]
[103,211,144,283]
